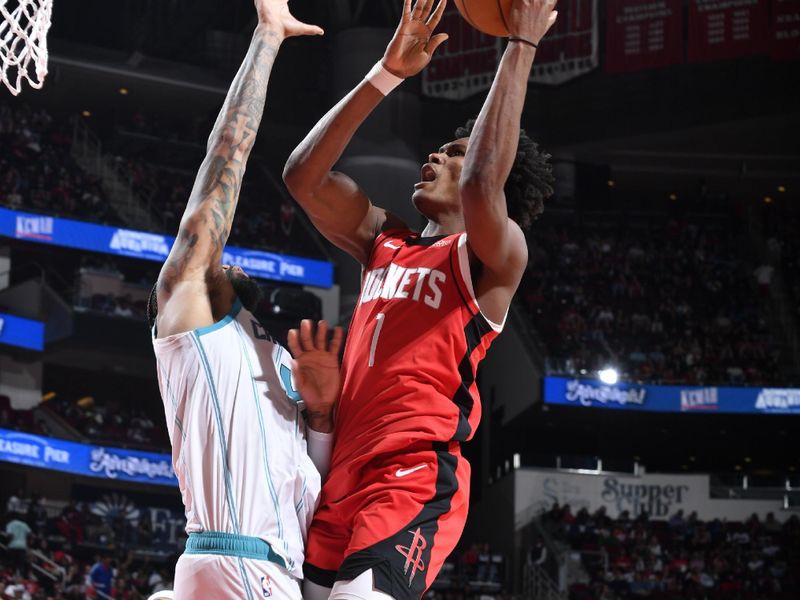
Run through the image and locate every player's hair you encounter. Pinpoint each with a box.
[146,271,263,332]
[455,119,554,229]
[146,283,158,331]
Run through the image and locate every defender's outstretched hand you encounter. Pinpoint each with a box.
[508,0,558,45]
[287,319,343,433]
[256,0,324,38]
[382,0,449,78]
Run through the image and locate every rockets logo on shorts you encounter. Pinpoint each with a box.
[395,527,427,586]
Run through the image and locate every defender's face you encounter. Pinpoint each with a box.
[412,137,470,216]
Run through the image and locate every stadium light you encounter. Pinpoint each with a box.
[598,368,619,385]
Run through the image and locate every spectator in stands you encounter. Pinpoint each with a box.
[88,556,113,598]
[55,503,84,545]
[528,536,547,567]
[2,583,31,600]
[3,516,31,575]
[4,491,24,517]
[667,509,685,532]
[25,495,48,537]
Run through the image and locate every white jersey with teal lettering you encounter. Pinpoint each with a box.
[152,298,319,581]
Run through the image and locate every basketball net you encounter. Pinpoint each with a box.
[0,0,53,95]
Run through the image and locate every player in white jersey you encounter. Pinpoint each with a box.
[144,1,330,598]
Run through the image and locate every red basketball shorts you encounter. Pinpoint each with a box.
[304,441,470,600]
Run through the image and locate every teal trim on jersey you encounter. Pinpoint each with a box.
[190,333,242,535]
[279,364,301,403]
[238,556,255,600]
[195,298,243,337]
[231,320,286,543]
[185,532,287,569]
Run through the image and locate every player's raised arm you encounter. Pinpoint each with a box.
[156,0,322,337]
[282,0,448,264]
[459,0,557,276]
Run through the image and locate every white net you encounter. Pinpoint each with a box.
[0,0,53,95]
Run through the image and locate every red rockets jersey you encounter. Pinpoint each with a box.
[331,229,504,470]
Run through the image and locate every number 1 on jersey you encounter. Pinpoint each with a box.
[368,313,385,367]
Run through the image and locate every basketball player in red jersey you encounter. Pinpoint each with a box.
[284,0,557,598]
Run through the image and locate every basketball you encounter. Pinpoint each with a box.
[454,0,513,37]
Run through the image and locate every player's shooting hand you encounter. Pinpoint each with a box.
[382,0,449,78]
[255,0,324,39]
[287,319,343,433]
[508,0,558,45]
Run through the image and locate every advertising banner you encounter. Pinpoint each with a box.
[514,469,786,529]
[0,428,177,487]
[0,312,45,351]
[771,0,800,59]
[543,376,800,415]
[422,5,504,100]
[0,207,334,288]
[606,0,683,73]
[688,0,769,63]
[530,0,599,84]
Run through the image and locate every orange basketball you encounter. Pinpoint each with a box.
[453,0,514,37]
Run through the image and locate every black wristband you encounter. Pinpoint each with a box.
[508,36,538,49]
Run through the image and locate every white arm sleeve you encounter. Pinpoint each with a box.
[307,427,333,481]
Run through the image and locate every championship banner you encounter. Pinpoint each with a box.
[0,207,334,288]
[605,0,683,73]
[422,5,503,100]
[688,0,769,63]
[0,427,177,487]
[771,0,800,59]
[544,376,800,415]
[530,0,598,84]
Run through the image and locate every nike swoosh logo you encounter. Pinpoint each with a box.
[395,464,428,478]
[384,241,401,250]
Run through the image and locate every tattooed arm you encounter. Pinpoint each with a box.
[155,1,322,338]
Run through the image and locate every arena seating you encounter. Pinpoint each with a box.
[2,494,177,599]
[521,214,783,385]
[0,101,325,259]
[0,104,122,226]
[538,503,800,600]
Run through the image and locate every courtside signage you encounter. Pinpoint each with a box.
[544,376,800,415]
[0,428,177,486]
[0,311,45,351]
[0,207,334,288]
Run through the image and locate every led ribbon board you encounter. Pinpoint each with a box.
[0,207,334,288]
[0,427,177,486]
[544,376,800,415]
[0,312,45,351]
